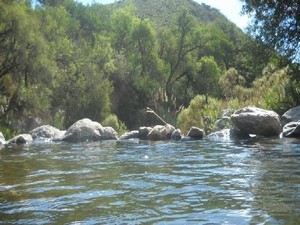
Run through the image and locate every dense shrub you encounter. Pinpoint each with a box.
[102,114,128,135]
[253,65,299,114]
[176,95,223,134]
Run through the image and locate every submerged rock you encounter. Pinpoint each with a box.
[231,106,281,137]
[187,127,205,139]
[119,130,139,140]
[30,125,65,140]
[207,129,232,140]
[282,122,300,138]
[61,118,117,143]
[207,128,249,140]
[281,106,300,126]
[7,134,33,145]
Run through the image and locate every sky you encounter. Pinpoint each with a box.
[76,0,250,30]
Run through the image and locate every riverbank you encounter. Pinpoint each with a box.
[1,105,300,148]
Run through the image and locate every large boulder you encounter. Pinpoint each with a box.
[187,126,205,139]
[281,106,300,126]
[282,122,300,138]
[30,125,65,140]
[7,134,33,145]
[0,132,6,145]
[231,106,281,137]
[61,118,117,143]
[147,125,168,141]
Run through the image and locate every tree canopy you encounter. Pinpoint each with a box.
[0,0,299,135]
[241,0,300,62]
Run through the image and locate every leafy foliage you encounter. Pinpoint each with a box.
[0,0,299,134]
[177,95,223,134]
[241,0,300,62]
[102,114,128,135]
[253,65,300,114]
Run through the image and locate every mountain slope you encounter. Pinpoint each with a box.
[112,0,234,28]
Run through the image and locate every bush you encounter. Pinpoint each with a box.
[253,65,298,114]
[0,121,18,140]
[176,95,223,134]
[102,114,128,135]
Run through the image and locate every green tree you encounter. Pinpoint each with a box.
[241,0,300,62]
[253,64,300,114]
[219,68,246,100]
[0,1,54,124]
[131,19,164,106]
[194,56,220,100]
[110,5,136,53]
[159,10,203,104]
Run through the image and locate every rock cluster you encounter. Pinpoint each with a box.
[2,105,300,147]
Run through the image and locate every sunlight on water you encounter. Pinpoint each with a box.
[0,138,300,224]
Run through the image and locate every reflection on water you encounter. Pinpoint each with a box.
[0,138,299,224]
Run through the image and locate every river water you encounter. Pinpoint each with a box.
[0,137,299,224]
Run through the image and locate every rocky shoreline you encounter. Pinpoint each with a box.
[1,106,300,147]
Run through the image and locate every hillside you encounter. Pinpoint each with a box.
[112,0,235,28]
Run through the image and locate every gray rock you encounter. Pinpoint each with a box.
[187,127,205,139]
[147,125,168,141]
[282,122,300,138]
[99,126,118,140]
[164,123,176,139]
[231,106,281,137]
[7,134,33,145]
[61,118,117,143]
[119,130,139,140]
[281,106,300,126]
[139,127,153,140]
[213,116,232,132]
[171,129,182,141]
[30,125,65,140]
[0,132,5,145]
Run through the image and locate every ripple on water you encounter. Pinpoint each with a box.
[0,138,299,224]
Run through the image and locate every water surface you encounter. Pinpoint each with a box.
[0,137,299,224]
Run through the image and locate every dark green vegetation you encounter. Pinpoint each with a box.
[0,0,299,136]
